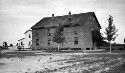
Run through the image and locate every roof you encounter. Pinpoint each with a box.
[31,12,101,29]
[24,29,32,34]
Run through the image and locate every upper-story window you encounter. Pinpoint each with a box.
[36,30,39,36]
[29,34,31,38]
[21,42,23,45]
[47,29,51,36]
[74,27,77,35]
[60,28,64,35]
[74,37,78,45]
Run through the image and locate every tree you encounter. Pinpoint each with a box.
[104,15,118,53]
[92,30,104,49]
[52,23,65,51]
[10,44,13,47]
[2,41,8,49]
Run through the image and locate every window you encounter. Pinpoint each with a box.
[21,42,23,45]
[48,33,51,36]
[74,31,77,35]
[48,38,51,45]
[47,29,51,36]
[74,27,77,35]
[29,41,30,45]
[61,28,64,35]
[36,39,39,45]
[29,34,31,38]
[36,30,39,36]
[74,37,78,44]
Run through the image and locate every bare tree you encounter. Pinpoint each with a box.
[104,15,118,53]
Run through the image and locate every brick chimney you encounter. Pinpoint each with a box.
[52,14,54,20]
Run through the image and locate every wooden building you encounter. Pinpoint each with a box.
[31,12,101,50]
[17,29,32,49]
[24,29,32,48]
[18,38,25,47]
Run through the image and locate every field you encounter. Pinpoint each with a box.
[0,50,125,73]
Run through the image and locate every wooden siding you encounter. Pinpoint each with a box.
[32,21,99,50]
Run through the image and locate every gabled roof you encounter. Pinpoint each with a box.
[31,12,101,29]
[24,29,32,34]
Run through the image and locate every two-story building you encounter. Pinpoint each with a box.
[24,29,32,48]
[31,12,101,50]
[18,29,32,49]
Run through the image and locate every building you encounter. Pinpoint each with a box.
[24,29,32,48]
[31,12,101,50]
[17,29,32,49]
[18,38,25,47]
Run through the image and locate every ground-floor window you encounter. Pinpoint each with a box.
[74,37,78,44]
[48,38,51,45]
[36,39,39,46]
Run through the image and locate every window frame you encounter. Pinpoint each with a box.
[29,34,31,38]
[48,38,51,45]
[47,29,51,36]
[74,37,78,45]
[74,27,78,35]
[36,39,39,46]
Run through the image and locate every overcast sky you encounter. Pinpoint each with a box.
[0,0,125,46]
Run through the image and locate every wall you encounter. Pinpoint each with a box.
[18,38,25,47]
[32,16,100,50]
[32,25,94,50]
[24,30,32,48]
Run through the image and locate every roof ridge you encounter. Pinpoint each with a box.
[43,12,94,19]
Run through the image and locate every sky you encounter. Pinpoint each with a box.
[0,0,125,46]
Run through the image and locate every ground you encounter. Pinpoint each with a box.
[0,49,125,73]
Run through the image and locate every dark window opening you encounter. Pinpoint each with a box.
[64,25,70,27]
[86,48,90,50]
[21,42,23,45]
[36,39,39,46]
[74,37,78,44]
[48,38,51,45]
[29,34,31,38]
[71,48,81,50]
[48,33,51,36]
[47,29,51,36]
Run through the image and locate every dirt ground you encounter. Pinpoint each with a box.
[0,50,125,73]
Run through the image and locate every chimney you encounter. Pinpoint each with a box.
[68,11,72,24]
[52,14,54,20]
[69,11,71,18]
